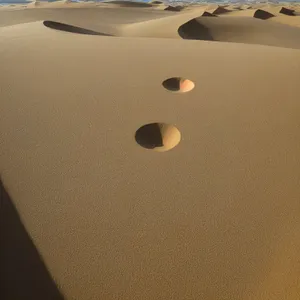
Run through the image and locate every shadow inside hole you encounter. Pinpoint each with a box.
[0,181,65,300]
[162,77,181,92]
[135,123,164,149]
[43,21,111,36]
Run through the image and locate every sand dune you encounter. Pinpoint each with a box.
[122,11,300,49]
[227,4,252,10]
[206,4,232,15]
[178,16,300,49]
[260,5,296,16]
[221,8,275,19]
[122,7,209,38]
[1,3,300,300]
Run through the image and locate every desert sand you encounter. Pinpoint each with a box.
[1,1,300,300]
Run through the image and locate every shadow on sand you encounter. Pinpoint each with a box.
[0,181,65,300]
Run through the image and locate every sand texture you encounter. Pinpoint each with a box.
[1,2,300,300]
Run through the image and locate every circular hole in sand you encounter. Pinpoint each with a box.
[135,123,181,152]
[162,77,195,93]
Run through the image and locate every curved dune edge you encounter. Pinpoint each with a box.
[27,0,72,8]
[260,6,296,16]
[5,4,298,48]
[164,5,188,12]
[177,16,300,50]
[149,1,168,11]
[0,7,173,32]
[43,20,112,36]
[105,5,300,50]
[205,5,232,15]
[122,7,208,38]
[221,9,275,20]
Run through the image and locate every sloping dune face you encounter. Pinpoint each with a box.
[1,3,300,300]
[178,16,300,49]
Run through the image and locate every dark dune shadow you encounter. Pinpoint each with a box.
[254,9,274,20]
[178,18,215,41]
[0,181,65,300]
[103,1,152,8]
[280,7,295,16]
[43,21,112,36]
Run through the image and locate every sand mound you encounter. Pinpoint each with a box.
[221,9,274,20]
[279,7,295,15]
[240,4,252,10]
[206,5,232,15]
[253,9,275,19]
[202,11,217,17]
[261,6,296,16]
[122,7,208,38]
[178,16,300,49]
[149,0,167,10]
[225,4,251,10]
[222,8,275,20]
[0,7,172,30]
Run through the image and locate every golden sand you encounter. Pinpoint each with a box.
[1,2,300,300]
